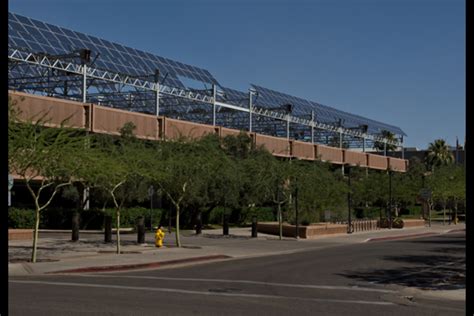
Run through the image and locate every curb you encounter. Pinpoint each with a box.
[365,232,438,242]
[445,228,465,234]
[46,255,232,274]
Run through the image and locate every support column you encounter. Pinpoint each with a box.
[384,141,387,156]
[340,130,344,175]
[249,90,253,132]
[155,70,160,116]
[362,137,365,152]
[400,136,406,159]
[311,110,315,144]
[82,64,87,103]
[212,84,217,126]
[287,115,290,140]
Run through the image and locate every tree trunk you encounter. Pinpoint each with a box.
[31,208,41,263]
[454,203,458,224]
[175,204,181,247]
[443,201,446,226]
[116,208,121,254]
[278,203,282,240]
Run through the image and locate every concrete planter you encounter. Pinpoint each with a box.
[257,222,347,239]
[8,229,33,240]
[402,219,426,228]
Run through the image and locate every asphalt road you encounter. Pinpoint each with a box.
[9,232,465,315]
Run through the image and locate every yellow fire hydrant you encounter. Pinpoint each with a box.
[155,226,165,248]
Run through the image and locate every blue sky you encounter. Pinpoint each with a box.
[9,0,465,149]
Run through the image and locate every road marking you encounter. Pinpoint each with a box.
[9,280,395,306]
[75,274,396,293]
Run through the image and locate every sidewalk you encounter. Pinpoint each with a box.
[9,223,465,277]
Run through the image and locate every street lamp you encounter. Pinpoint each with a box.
[148,185,154,230]
[388,170,393,229]
[346,165,353,234]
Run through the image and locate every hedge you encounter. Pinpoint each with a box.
[8,207,165,229]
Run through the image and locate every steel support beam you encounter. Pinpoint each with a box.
[8,47,403,148]
[82,64,87,103]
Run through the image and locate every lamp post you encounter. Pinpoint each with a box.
[388,170,393,229]
[422,171,432,226]
[347,165,352,234]
[148,185,154,230]
[295,178,299,239]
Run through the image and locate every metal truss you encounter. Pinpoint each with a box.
[8,47,400,147]
[8,47,212,105]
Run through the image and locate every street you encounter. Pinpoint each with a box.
[9,232,465,315]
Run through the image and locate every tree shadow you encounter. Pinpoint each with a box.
[338,237,465,290]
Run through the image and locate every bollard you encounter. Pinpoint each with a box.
[104,215,112,243]
[223,214,229,236]
[71,212,80,242]
[136,216,145,244]
[251,216,258,238]
[195,212,202,235]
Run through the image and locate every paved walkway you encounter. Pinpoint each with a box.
[9,223,464,277]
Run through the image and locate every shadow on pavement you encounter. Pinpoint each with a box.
[338,235,465,291]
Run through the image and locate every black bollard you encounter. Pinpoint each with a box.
[137,216,145,244]
[195,212,202,235]
[251,216,258,238]
[104,215,112,243]
[223,214,229,236]
[71,212,80,242]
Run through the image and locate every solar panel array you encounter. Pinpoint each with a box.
[8,12,220,89]
[251,84,406,136]
[218,87,249,107]
[8,11,406,138]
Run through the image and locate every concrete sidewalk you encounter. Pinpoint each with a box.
[9,223,465,277]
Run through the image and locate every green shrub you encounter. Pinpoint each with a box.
[8,206,164,230]
[8,208,35,228]
[104,207,164,228]
[378,217,404,229]
[392,218,404,229]
[288,209,320,226]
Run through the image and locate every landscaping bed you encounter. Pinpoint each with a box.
[8,229,33,240]
[257,222,347,239]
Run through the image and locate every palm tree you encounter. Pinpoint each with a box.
[373,130,397,153]
[425,139,454,171]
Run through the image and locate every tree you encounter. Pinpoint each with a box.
[81,124,150,254]
[290,160,347,224]
[449,165,465,224]
[187,135,241,229]
[425,139,454,171]
[373,130,397,152]
[261,158,294,240]
[152,140,213,247]
[9,99,87,262]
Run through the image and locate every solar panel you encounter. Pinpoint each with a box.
[218,87,249,107]
[251,84,406,136]
[8,12,220,90]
